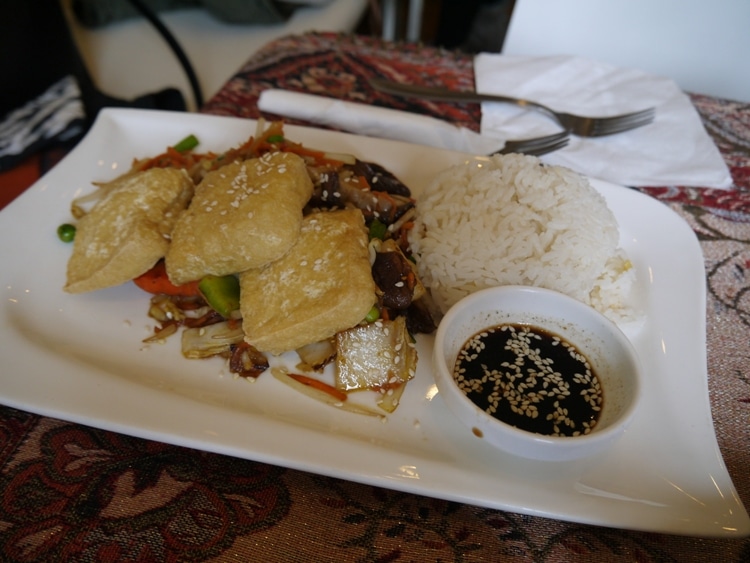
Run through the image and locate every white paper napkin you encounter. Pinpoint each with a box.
[475,53,732,188]
[257,89,506,155]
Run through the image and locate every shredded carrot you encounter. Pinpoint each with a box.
[288,373,348,402]
[405,269,416,289]
[356,175,371,190]
[281,143,345,168]
[262,120,285,140]
[137,149,204,172]
[133,260,201,297]
[166,146,188,165]
[230,134,261,158]
[397,225,412,248]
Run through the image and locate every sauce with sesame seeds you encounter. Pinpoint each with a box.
[453,324,602,437]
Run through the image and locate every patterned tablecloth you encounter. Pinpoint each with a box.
[1,32,749,562]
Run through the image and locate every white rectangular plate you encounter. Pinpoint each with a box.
[1,109,747,537]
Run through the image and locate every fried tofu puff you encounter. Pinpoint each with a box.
[64,167,193,294]
[165,151,313,285]
[240,209,377,355]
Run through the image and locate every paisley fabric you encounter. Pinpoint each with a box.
[1,32,749,562]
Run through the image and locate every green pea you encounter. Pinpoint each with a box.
[266,134,285,143]
[364,305,380,323]
[57,223,76,243]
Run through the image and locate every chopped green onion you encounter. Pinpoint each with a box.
[266,134,285,143]
[369,218,388,241]
[57,223,76,242]
[173,134,199,153]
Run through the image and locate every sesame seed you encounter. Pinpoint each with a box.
[453,324,603,437]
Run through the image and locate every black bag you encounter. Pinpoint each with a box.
[0,0,186,172]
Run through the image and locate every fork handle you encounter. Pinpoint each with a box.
[370,79,559,124]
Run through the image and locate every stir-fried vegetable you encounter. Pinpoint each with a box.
[363,305,380,323]
[368,218,388,241]
[134,260,202,297]
[181,320,244,359]
[371,239,425,311]
[198,274,240,318]
[70,121,436,414]
[229,341,269,379]
[296,339,337,372]
[172,134,199,153]
[335,316,417,413]
[57,223,76,242]
[271,367,385,418]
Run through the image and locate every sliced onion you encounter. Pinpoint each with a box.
[182,306,211,319]
[181,321,244,359]
[143,322,179,343]
[148,294,193,323]
[296,339,336,372]
[271,368,384,419]
[229,341,269,379]
[388,206,416,235]
[321,151,357,165]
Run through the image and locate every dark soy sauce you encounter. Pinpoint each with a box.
[453,324,603,437]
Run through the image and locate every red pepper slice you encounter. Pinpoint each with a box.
[133,260,201,297]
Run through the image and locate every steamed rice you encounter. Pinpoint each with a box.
[407,154,635,322]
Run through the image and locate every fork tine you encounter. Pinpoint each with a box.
[515,130,569,149]
[563,107,655,136]
[590,108,656,136]
[595,107,655,123]
[596,109,655,128]
[522,136,569,156]
[590,111,655,136]
[496,131,569,156]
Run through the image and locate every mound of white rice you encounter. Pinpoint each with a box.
[407,154,635,322]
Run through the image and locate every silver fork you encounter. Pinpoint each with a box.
[499,131,569,156]
[370,79,655,137]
